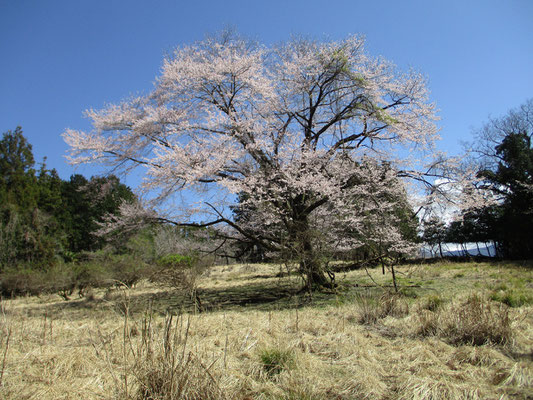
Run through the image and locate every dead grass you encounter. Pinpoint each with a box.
[357,291,409,325]
[0,261,532,399]
[415,294,513,346]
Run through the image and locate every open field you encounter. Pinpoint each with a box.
[1,260,532,399]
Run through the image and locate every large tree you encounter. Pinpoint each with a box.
[64,33,444,287]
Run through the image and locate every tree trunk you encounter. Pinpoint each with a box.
[300,257,330,289]
[485,242,492,257]
[291,215,332,290]
[390,264,398,293]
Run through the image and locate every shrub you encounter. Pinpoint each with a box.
[0,266,48,296]
[108,253,147,288]
[46,263,76,299]
[154,253,200,290]
[152,253,212,311]
[73,261,112,295]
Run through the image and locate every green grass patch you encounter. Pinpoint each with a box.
[259,347,296,376]
[489,290,533,307]
[420,294,445,312]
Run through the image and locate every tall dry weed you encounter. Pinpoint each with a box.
[0,299,12,387]
[95,306,227,400]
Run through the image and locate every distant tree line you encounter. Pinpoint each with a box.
[0,127,135,270]
[0,127,221,298]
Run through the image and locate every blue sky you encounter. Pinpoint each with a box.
[1,0,532,187]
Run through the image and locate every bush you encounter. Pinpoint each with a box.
[46,263,77,299]
[0,266,47,296]
[107,253,147,288]
[0,251,151,299]
[72,261,112,295]
[154,254,206,289]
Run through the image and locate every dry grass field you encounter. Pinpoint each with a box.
[1,260,532,399]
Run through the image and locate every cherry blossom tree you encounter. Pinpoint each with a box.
[64,32,444,288]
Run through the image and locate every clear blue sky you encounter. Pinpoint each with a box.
[1,0,532,185]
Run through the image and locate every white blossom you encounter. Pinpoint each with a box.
[64,33,463,285]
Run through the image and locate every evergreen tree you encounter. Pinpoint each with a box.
[0,127,38,210]
[61,174,135,252]
[481,132,533,258]
[0,127,136,269]
[471,99,533,259]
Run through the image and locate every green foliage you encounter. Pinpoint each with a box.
[0,128,63,269]
[470,100,533,259]
[422,217,447,257]
[158,253,197,268]
[60,173,135,253]
[0,127,136,280]
[0,127,38,210]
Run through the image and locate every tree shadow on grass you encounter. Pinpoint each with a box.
[25,273,388,319]
[28,278,335,319]
[126,279,325,315]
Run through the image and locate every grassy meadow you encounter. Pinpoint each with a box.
[1,260,532,399]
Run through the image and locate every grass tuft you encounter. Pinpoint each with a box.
[259,347,296,377]
[420,295,445,312]
[443,294,512,346]
[416,294,513,346]
[357,291,409,325]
